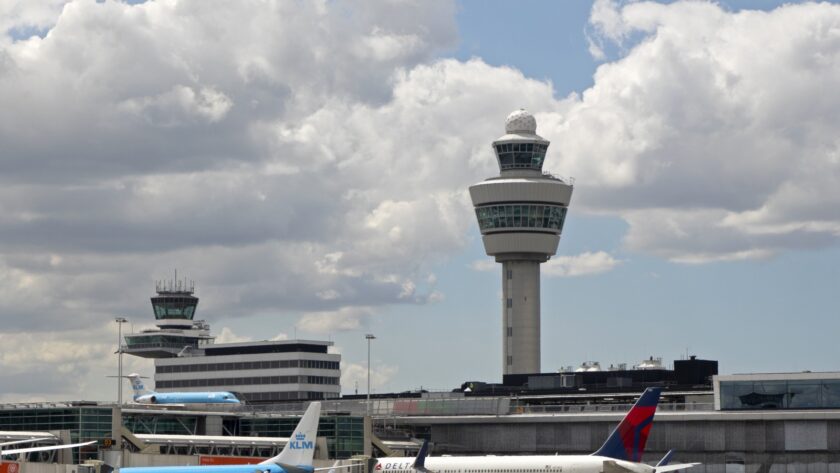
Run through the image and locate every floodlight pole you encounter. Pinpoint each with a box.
[115,317,128,405]
[365,334,376,417]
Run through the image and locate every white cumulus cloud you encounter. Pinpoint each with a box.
[547,0,840,263]
[214,327,252,344]
[470,260,496,272]
[340,362,398,394]
[296,307,374,334]
[544,251,622,277]
[4,0,840,400]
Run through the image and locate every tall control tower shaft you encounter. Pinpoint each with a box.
[469,110,573,375]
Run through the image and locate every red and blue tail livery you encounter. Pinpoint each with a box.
[592,387,661,462]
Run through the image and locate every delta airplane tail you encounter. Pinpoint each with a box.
[260,401,321,468]
[592,387,661,462]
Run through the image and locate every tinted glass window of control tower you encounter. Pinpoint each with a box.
[153,296,197,319]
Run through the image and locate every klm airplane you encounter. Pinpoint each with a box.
[120,402,325,473]
[127,374,240,405]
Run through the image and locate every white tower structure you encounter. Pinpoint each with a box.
[469,110,574,375]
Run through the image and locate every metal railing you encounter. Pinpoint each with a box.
[238,397,714,417]
[0,398,713,416]
[509,402,714,414]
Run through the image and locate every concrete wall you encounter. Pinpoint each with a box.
[15,464,74,473]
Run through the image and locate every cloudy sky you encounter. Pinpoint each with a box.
[2,0,840,402]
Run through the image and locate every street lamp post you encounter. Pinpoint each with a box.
[365,333,376,417]
[115,317,128,405]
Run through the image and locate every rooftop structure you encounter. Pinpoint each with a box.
[123,278,213,358]
[469,110,574,375]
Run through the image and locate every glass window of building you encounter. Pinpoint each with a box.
[823,381,840,408]
[495,141,549,170]
[475,204,567,232]
[720,377,840,410]
[788,381,821,408]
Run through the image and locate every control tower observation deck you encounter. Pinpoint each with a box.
[123,279,214,358]
[469,110,573,375]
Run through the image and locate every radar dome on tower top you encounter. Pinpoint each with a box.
[505,109,537,134]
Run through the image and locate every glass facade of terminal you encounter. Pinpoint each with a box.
[123,412,204,436]
[241,416,363,459]
[495,142,548,170]
[720,379,840,409]
[124,334,204,350]
[476,204,567,232]
[0,406,109,463]
[0,406,365,460]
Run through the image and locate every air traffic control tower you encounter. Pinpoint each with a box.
[123,279,214,358]
[470,110,573,375]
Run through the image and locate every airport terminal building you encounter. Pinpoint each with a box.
[7,360,840,473]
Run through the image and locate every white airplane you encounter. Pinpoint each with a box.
[125,374,240,405]
[0,438,97,457]
[373,388,700,473]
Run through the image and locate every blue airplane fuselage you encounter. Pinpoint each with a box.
[135,391,240,404]
[122,464,313,473]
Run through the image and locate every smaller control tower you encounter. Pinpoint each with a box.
[120,276,342,402]
[470,110,573,375]
[123,277,214,358]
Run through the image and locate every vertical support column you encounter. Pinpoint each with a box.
[111,405,122,449]
[502,261,512,374]
[501,259,541,374]
[363,415,372,457]
[205,415,223,436]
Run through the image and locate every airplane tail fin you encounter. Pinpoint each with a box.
[592,387,662,462]
[411,440,430,470]
[656,450,676,467]
[261,401,321,467]
[654,450,702,473]
[127,373,152,400]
